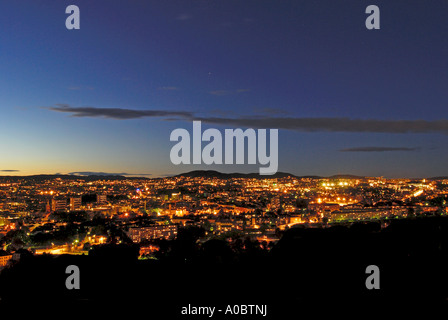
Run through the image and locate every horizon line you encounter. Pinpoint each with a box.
[0,170,446,180]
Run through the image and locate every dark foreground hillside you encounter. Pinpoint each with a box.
[1,216,448,317]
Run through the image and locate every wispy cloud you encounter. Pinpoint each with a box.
[340,147,420,152]
[48,104,193,120]
[0,169,20,172]
[46,104,448,135]
[69,171,151,176]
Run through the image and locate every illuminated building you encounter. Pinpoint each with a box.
[328,207,392,222]
[70,197,82,211]
[52,198,67,212]
[97,194,107,204]
[128,225,178,242]
[0,254,12,267]
[308,202,340,214]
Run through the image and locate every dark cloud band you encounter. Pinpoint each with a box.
[69,171,151,176]
[196,117,448,134]
[47,104,448,134]
[49,104,193,120]
[340,147,419,152]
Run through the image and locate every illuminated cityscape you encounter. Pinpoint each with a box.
[2,171,448,315]
[1,171,447,259]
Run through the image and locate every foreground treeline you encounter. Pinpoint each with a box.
[1,216,448,317]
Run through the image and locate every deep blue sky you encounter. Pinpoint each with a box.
[0,0,447,178]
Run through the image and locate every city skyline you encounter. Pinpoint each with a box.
[1,1,448,178]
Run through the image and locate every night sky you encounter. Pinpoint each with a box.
[0,0,447,178]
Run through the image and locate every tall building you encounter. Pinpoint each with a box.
[97,194,107,204]
[70,197,82,211]
[52,198,67,212]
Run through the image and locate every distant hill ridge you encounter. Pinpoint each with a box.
[0,174,148,182]
[174,170,298,179]
[174,170,365,180]
[3,170,433,181]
